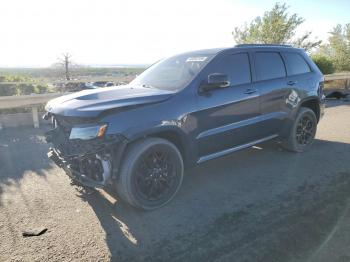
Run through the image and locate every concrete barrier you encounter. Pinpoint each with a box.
[0,93,65,128]
[325,73,350,81]
[0,112,47,129]
[325,73,350,89]
[0,93,64,110]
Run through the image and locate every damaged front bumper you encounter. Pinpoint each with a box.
[45,128,127,188]
[48,148,110,188]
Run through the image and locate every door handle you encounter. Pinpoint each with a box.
[244,88,257,94]
[287,80,298,86]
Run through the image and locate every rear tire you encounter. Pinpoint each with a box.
[282,107,317,152]
[116,138,184,210]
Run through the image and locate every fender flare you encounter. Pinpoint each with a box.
[293,95,321,120]
[280,95,321,138]
[121,123,195,166]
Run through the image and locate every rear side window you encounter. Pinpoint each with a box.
[254,52,286,81]
[283,52,311,76]
[213,53,251,86]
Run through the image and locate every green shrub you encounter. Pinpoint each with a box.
[0,75,30,82]
[0,84,17,96]
[15,83,36,95]
[0,83,49,96]
[311,55,335,75]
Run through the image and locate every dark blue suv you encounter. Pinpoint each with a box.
[44,44,325,209]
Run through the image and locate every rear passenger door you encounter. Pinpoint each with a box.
[251,51,290,137]
[281,51,313,101]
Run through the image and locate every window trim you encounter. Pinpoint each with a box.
[253,51,287,82]
[281,51,312,77]
[204,51,252,87]
[229,52,252,87]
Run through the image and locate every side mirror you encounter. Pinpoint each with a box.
[199,73,230,93]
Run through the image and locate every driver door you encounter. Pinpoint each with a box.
[193,52,261,161]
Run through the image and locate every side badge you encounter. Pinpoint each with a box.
[286,90,300,108]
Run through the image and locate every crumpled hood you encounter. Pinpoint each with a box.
[46,85,175,117]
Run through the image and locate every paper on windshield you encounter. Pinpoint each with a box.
[186,57,207,62]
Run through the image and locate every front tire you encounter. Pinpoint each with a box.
[116,138,184,210]
[282,107,317,152]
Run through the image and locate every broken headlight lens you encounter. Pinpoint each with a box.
[69,124,108,140]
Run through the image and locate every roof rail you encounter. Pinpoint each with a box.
[235,44,293,48]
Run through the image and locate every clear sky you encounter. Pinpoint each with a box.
[0,0,349,67]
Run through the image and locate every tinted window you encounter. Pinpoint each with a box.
[284,52,311,75]
[212,53,251,86]
[255,52,286,81]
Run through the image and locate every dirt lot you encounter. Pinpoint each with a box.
[1,100,350,262]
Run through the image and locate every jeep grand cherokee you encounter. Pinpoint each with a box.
[44,44,325,210]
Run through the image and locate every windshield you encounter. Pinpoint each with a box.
[130,53,213,91]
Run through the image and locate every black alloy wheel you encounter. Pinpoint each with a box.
[295,114,315,145]
[282,107,317,152]
[116,138,184,210]
[133,146,180,202]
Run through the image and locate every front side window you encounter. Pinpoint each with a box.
[207,53,251,86]
[283,52,311,76]
[130,53,213,91]
[254,52,286,81]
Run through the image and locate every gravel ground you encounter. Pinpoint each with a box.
[0,99,350,262]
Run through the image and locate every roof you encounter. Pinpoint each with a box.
[234,44,293,48]
[175,44,301,58]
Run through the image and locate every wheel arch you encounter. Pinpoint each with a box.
[280,96,321,139]
[299,97,321,122]
[124,126,193,168]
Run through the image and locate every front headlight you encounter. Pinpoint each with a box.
[69,124,108,140]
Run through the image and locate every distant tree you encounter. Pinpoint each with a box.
[58,53,73,81]
[233,2,321,51]
[311,54,335,74]
[317,24,350,71]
